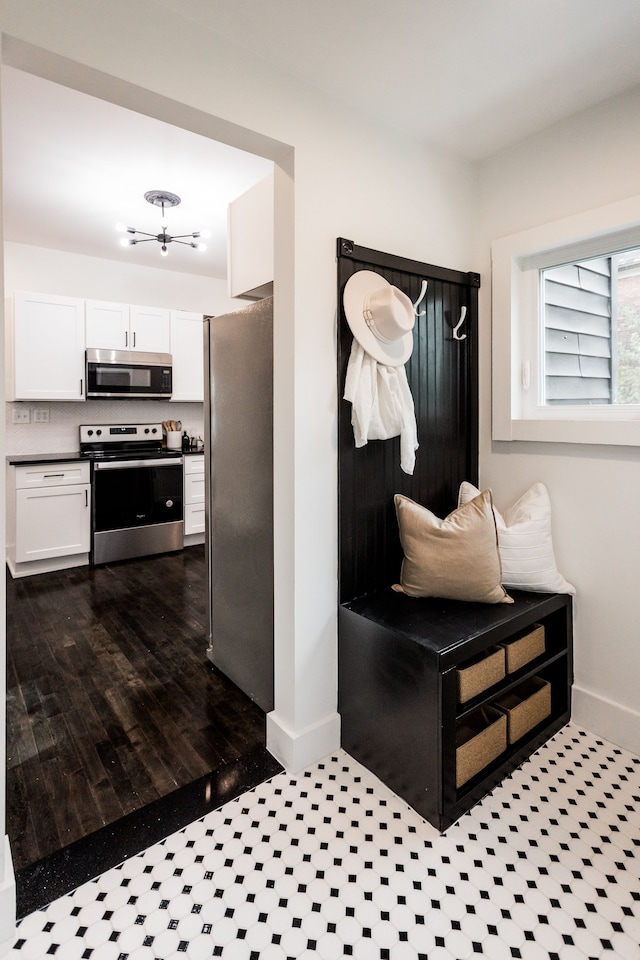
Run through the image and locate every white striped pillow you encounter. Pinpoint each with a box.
[458,481,575,595]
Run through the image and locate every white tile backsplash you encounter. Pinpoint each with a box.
[5,400,204,456]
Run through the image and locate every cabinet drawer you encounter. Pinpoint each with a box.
[15,462,90,489]
[184,455,205,476]
[185,501,205,536]
[185,472,205,505]
[495,677,551,744]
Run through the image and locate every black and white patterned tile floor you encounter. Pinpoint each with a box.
[11,723,640,959]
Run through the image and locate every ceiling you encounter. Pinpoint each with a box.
[4,0,640,277]
[155,0,640,160]
[0,67,273,279]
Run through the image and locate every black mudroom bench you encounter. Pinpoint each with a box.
[335,240,572,831]
[338,588,573,831]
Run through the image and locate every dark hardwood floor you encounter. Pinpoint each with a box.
[6,545,269,875]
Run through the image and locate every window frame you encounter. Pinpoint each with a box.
[492,194,640,446]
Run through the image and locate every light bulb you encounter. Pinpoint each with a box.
[115,221,127,233]
[200,228,211,239]
[120,236,132,247]
[197,243,207,252]
[161,244,168,257]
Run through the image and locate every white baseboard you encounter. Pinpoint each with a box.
[266,711,341,773]
[0,837,16,957]
[572,684,640,756]
[183,532,205,547]
[6,553,89,578]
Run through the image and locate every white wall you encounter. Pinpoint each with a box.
[0,1,477,940]
[476,86,640,756]
[5,240,242,314]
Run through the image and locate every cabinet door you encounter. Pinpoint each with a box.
[85,299,130,350]
[170,311,204,401]
[16,483,91,562]
[13,292,85,401]
[129,304,171,353]
[227,171,274,299]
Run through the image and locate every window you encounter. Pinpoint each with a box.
[492,195,640,446]
[542,249,640,407]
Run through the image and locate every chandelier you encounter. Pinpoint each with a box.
[116,190,209,257]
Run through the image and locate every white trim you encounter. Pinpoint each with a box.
[492,194,640,445]
[519,222,640,271]
[266,711,341,773]
[572,684,640,757]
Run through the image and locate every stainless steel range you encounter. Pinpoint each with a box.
[80,422,184,565]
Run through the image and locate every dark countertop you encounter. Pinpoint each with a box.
[7,452,85,465]
[7,449,205,465]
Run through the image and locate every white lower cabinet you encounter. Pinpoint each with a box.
[184,455,205,538]
[10,462,91,572]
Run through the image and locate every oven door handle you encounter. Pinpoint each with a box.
[93,457,184,470]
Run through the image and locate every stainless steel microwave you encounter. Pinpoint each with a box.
[86,349,172,398]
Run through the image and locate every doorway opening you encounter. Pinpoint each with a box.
[2,37,294,916]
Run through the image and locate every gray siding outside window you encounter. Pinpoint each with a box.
[543,256,614,405]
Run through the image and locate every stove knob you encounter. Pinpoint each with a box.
[96,429,102,436]
[144,427,150,434]
[151,427,157,434]
[87,429,93,436]
[166,499,174,508]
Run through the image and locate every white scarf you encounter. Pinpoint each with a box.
[344,339,418,475]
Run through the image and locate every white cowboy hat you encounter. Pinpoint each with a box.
[343,270,415,366]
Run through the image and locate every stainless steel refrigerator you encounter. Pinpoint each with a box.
[204,298,274,712]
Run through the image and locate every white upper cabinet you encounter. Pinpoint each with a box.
[9,294,196,404]
[86,299,170,353]
[85,299,129,350]
[11,292,86,401]
[227,171,274,300]
[170,310,204,402]
[129,304,171,353]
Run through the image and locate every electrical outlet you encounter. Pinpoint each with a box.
[12,407,30,424]
[33,409,49,423]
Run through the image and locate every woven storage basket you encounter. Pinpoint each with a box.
[501,624,545,673]
[495,676,551,744]
[456,706,507,788]
[457,645,506,703]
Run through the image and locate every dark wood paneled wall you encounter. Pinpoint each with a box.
[337,239,480,603]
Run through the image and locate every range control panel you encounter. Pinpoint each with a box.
[79,422,163,445]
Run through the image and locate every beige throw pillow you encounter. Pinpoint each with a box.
[393,491,513,604]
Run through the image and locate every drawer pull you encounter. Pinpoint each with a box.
[44,473,65,478]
